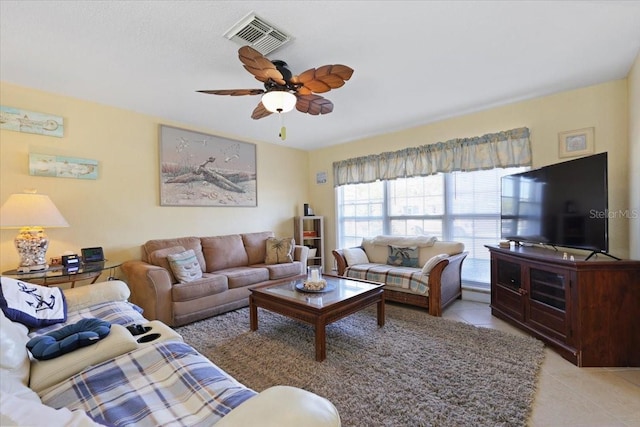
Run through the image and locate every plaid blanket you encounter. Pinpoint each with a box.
[29,300,146,337]
[30,300,257,426]
[345,264,430,296]
[39,340,257,427]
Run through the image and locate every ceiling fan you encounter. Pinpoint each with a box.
[198,46,354,139]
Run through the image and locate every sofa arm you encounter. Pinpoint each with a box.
[121,260,174,326]
[332,247,364,276]
[426,251,468,316]
[293,245,309,274]
[215,385,340,427]
[332,249,348,276]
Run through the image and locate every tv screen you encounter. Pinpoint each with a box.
[501,152,608,252]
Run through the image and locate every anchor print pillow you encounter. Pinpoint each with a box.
[0,277,67,328]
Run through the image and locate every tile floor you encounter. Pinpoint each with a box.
[443,300,640,427]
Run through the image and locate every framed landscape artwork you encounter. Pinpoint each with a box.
[159,125,257,206]
[558,127,595,158]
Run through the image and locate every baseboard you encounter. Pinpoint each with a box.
[461,286,490,304]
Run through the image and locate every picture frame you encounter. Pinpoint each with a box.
[558,127,595,158]
[159,125,257,207]
[29,153,98,179]
[1,106,64,137]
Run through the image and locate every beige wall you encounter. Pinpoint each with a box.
[0,82,310,273]
[1,77,635,275]
[629,53,640,259]
[310,80,632,265]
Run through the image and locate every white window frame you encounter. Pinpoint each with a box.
[336,168,528,288]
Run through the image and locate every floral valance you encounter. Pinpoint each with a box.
[333,127,531,187]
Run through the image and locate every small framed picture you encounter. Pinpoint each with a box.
[558,127,595,158]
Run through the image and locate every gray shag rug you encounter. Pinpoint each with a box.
[176,303,544,427]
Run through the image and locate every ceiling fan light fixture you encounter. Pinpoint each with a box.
[261,91,296,113]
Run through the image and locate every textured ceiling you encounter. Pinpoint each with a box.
[1,1,639,150]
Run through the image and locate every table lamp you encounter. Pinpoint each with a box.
[0,190,69,272]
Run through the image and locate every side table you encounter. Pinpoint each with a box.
[2,261,122,288]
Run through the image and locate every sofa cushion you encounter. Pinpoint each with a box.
[202,234,249,272]
[265,237,294,264]
[345,264,430,296]
[64,280,130,312]
[171,274,229,302]
[361,237,464,266]
[143,237,206,272]
[168,249,204,283]
[218,267,270,289]
[262,261,304,280]
[422,254,450,274]
[343,247,369,266]
[387,245,419,267]
[149,245,186,283]
[0,278,67,328]
[417,242,465,267]
[242,231,275,265]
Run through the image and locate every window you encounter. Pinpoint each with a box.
[336,167,528,288]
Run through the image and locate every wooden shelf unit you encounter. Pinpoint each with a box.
[294,216,325,272]
[487,244,640,367]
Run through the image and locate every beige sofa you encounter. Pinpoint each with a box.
[333,236,467,316]
[122,231,307,326]
[0,279,340,426]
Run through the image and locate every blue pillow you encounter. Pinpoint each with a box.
[387,245,419,267]
[27,318,111,360]
[0,277,67,328]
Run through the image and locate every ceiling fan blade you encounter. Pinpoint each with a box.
[295,94,334,116]
[291,64,354,94]
[251,101,272,120]
[238,46,286,86]
[197,89,265,96]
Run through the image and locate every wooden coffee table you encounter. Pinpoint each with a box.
[249,275,384,361]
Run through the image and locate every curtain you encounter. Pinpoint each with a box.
[333,127,531,187]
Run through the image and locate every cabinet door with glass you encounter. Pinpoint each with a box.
[526,264,572,344]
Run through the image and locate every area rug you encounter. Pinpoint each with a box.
[176,304,545,426]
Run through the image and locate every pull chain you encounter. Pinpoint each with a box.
[278,111,287,141]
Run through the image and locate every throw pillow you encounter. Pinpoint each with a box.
[167,249,203,283]
[27,318,111,360]
[149,245,187,283]
[422,253,450,274]
[265,237,294,265]
[343,248,370,266]
[387,246,419,267]
[0,277,67,328]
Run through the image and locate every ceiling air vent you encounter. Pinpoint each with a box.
[224,12,291,56]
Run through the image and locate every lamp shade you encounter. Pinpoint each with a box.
[0,193,69,229]
[261,91,297,113]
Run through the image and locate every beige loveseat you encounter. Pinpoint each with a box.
[122,231,307,326]
[333,236,467,316]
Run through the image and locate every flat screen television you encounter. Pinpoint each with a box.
[501,152,610,258]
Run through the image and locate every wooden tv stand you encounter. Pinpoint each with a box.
[486,245,640,367]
